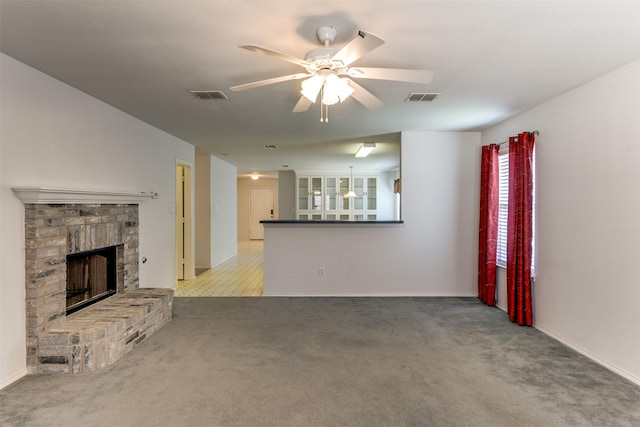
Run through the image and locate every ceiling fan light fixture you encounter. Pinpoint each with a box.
[355,142,376,158]
[301,74,323,103]
[322,74,354,106]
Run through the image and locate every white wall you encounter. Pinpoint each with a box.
[0,54,195,388]
[194,154,238,268]
[376,170,397,220]
[278,170,296,220]
[482,59,640,385]
[195,154,212,269]
[210,155,238,266]
[263,131,481,296]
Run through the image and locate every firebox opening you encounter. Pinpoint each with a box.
[66,246,118,315]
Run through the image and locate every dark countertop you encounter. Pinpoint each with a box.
[261,220,404,224]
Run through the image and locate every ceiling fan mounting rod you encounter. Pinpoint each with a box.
[316,26,337,47]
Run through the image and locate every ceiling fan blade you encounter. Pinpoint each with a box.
[239,44,310,67]
[346,67,434,84]
[292,96,312,113]
[230,73,311,92]
[331,31,385,67]
[347,79,384,111]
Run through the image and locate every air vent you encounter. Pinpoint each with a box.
[405,93,440,102]
[264,145,278,149]
[189,90,229,100]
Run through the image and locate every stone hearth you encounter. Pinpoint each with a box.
[36,289,173,374]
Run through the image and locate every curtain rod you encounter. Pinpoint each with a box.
[497,130,539,145]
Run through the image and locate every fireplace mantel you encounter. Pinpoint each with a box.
[12,186,154,204]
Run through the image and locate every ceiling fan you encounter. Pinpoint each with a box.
[229,26,433,119]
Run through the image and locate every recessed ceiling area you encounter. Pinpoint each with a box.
[1,1,638,176]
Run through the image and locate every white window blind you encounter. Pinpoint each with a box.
[531,149,536,276]
[496,149,536,275]
[497,153,509,267]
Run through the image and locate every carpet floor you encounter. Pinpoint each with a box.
[1,297,639,427]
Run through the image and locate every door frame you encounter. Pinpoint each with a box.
[176,160,195,280]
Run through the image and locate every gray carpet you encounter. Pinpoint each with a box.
[1,297,639,427]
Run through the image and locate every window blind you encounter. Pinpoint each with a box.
[531,149,536,276]
[496,149,536,275]
[497,153,509,267]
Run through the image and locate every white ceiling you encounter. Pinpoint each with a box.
[1,1,639,177]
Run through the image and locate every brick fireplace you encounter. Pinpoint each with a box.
[24,203,140,371]
[13,187,173,374]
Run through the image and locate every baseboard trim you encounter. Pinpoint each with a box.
[479,304,640,387]
[534,325,640,387]
[0,369,27,390]
[261,293,477,297]
[211,253,238,269]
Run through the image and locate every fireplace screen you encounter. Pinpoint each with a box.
[66,246,117,314]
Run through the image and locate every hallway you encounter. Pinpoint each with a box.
[175,240,263,296]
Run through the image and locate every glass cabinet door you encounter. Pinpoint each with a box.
[326,213,350,221]
[297,175,376,220]
[298,177,309,210]
[366,177,377,210]
[311,177,323,211]
[325,177,337,211]
[353,177,365,210]
[339,176,350,210]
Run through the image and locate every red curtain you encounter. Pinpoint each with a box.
[477,144,499,305]
[507,132,535,325]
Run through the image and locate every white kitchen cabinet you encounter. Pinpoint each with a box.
[296,175,377,220]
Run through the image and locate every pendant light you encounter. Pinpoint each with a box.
[344,166,357,198]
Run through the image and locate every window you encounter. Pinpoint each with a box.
[496,149,536,275]
[496,152,509,267]
[532,149,536,276]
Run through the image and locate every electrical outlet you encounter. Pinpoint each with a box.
[318,267,325,276]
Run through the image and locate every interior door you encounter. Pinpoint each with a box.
[176,164,185,280]
[250,188,274,240]
[176,163,194,280]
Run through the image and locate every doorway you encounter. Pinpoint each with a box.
[249,188,274,240]
[176,163,194,280]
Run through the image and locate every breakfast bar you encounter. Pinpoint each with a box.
[260,219,405,296]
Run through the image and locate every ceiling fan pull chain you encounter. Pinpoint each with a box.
[320,84,326,122]
[320,85,323,122]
